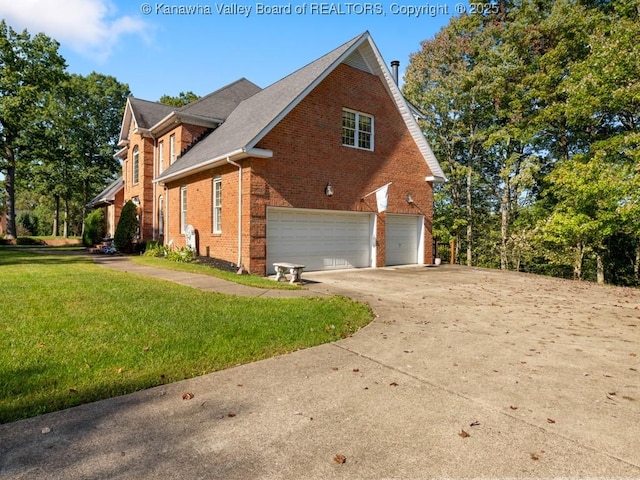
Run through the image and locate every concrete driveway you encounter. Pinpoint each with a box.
[1,264,639,478]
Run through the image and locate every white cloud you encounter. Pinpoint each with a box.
[0,0,152,61]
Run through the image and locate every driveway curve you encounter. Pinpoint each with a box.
[1,263,639,479]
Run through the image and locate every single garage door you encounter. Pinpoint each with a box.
[267,208,372,274]
[386,214,421,266]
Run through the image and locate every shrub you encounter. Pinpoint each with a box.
[17,212,38,236]
[144,241,168,257]
[114,200,139,253]
[166,246,194,263]
[83,209,106,246]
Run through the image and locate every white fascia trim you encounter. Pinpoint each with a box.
[425,175,447,183]
[148,112,222,137]
[153,147,273,184]
[114,146,128,159]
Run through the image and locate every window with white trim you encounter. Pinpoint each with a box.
[342,109,373,150]
[213,176,222,233]
[158,195,164,236]
[180,185,187,234]
[132,146,140,184]
[158,141,164,174]
[170,134,176,164]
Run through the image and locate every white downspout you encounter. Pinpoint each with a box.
[226,157,243,270]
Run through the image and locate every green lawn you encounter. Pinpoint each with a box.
[0,249,372,423]
[131,255,301,289]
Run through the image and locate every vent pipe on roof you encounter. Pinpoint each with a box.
[391,60,400,85]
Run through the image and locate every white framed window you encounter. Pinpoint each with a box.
[213,175,222,233]
[342,109,373,151]
[158,195,164,236]
[169,134,176,164]
[180,185,187,234]
[158,141,164,174]
[132,146,140,184]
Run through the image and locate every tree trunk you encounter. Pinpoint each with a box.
[596,252,605,285]
[63,196,69,238]
[573,243,584,280]
[4,142,17,240]
[466,164,473,267]
[52,194,60,236]
[500,179,510,270]
[635,238,640,281]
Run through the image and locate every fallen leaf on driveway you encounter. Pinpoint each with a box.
[470,421,480,427]
[547,418,556,424]
[333,454,346,464]
[459,430,470,438]
[182,392,194,400]
[509,405,518,410]
[530,453,539,460]
[390,382,399,387]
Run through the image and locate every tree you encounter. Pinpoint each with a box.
[0,21,67,239]
[114,200,138,253]
[158,91,199,107]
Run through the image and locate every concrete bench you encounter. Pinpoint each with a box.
[273,262,305,284]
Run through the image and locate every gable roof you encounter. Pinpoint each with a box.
[179,78,261,120]
[87,176,123,208]
[117,79,262,146]
[154,31,445,183]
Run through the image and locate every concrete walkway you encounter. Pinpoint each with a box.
[92,255,325,298]
[1,260,639,479]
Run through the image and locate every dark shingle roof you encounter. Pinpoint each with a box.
[128,98,174,129]
[179,78,261,121]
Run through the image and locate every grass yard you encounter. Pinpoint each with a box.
[0,248,373,424]
[131,254,301,289]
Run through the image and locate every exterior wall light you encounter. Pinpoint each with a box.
[325,183,334,197]
[405,192,414,204]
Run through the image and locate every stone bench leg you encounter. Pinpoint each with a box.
[290,267,303,284]
[275,265,288,282]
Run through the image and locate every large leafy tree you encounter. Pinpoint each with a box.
[0,21,66,239]
[158,91,199,107]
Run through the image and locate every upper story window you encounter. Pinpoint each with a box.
[213,176,222,234]
[170,134,176,164]
[158,141,164,174]
[342,109,373,151]
[132,146,140,184]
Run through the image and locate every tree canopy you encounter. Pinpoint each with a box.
[0,21,130,239]
[404,0,640,285]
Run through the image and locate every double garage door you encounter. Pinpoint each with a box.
[267,208,422,274]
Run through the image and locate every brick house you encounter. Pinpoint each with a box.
[111,31,445,276]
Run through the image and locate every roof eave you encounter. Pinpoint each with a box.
[154,147,273,184]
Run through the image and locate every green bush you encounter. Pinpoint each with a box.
[113,200,139,253]
[144,241,168,257]
[83,209,106,246]
[166,246,194,263]
[17,212,38,236]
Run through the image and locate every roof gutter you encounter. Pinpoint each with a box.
[425,175,447,183]
[153,147,273,184]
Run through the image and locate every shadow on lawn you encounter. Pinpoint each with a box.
[0,247,95,266]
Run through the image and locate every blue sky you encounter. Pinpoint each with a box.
[0,0,460,101]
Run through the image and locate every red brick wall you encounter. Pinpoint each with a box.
[161,63,434,275]
[247,63,434,274]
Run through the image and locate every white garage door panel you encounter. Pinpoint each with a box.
[386,215,420,266]
[267,209,371,273]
